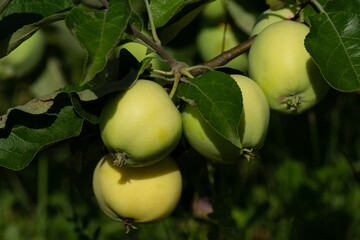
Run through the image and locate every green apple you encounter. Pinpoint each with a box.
[182,74,270,163]
[117,41,167,71]
[250,6,298,36]
[248,21,329,114]
[93,154,182,223]
[202,0,226,23]
[0,30,45,80]
[100,80,182,167]
[196,24,249,73]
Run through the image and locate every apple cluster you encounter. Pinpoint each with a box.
[92,2,330,229]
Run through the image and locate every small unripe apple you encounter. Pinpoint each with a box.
[93,154,182,223]
[201,0,227,23]
[248,21,329,114]
[196,24,249,73]
[182,74,270,163]
[250,6,298,36]
[0,30,45,80]
[100,80,182,167]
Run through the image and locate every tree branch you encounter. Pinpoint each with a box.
[190,35,257,77]
[125,24,187,72]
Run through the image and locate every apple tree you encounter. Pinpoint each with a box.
[0,0,359,239]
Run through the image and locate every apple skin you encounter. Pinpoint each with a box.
[201,0,226,23]
[181,74,270,163]
[0,30,45,80]
[196,24,249,73]
[248,21,329,114]
[100,80,182,167]
[250,6,298,36]
[93,154,182,223]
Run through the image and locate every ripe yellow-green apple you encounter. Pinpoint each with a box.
[100,80,182,167]
[181,74,270,163]
[248,21,329,114]
[116,41,166,70]
[0,30,45,80]
[93,154,182,223]
[196,24,249,73]
[201,0,226,23]
[250,6,298,36]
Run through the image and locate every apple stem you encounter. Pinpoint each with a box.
[169,72,181,99]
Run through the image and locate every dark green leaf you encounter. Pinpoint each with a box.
[66,0,132,84]
[0,106,83,171]
[0,13,66,58]
[150,0,206,28]
[177,71,243,148]
[0,72,138,170]
[0,0,73,38]
[158,0,207,43]
[0,0,73,57]
[305,0,360,91]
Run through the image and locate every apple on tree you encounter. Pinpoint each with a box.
[93,154,182,224]
[248,20,329,114]
[250,5,298,37]
[182,74,270,163]
[196,24,249,73]
[100,80,182,167]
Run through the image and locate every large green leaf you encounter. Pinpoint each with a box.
[0,69,138,170]
[177,71,243,148]
[150,0,206,28]
[0,0,73,57]
[66,0,132,84]
[305,0,360,91]
[158,0,208,43]
[0,0,73,38]
[0,106,83,171]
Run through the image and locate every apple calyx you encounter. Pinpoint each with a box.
[242,148,259,161]
[282,94,301,112]
[123,218,137,234]
[113,151,131,167]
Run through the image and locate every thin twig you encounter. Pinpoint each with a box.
[310,0,325,13]
[190,35,257,77]
[125,24,186,72]
[144,0,161,44]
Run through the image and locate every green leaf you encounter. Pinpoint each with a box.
[0,106,83,171]
[0,0,73,57]
[0,0,73,38]
[0,13,66,58]
[177,71,243,148]
[0,72,138,170]
[305,0,360,91]
[158,0,207,43]
[66,0,132,84]
[150,0,205,28]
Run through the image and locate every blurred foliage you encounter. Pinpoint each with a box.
[1,0,360,239]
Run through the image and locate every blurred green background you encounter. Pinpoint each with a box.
[1,0,360,239]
